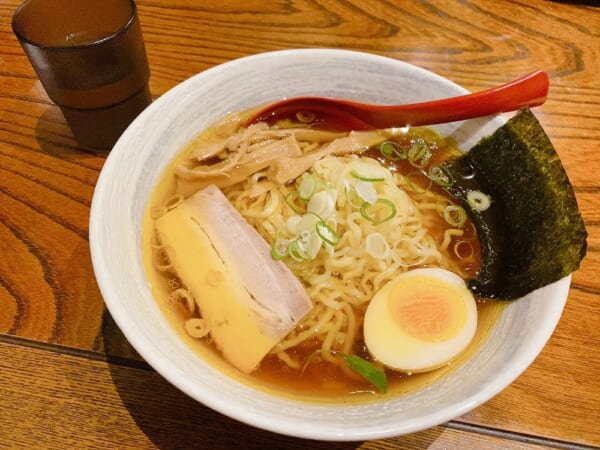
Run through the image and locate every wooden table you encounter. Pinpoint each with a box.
[1,0,599,448]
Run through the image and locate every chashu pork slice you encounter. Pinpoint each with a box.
[155,184,312,373]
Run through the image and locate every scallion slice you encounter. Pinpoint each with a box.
[295,212,322,234]
[408,139,432,168]
[360,198,397,224]
[466,190,492,211]
[307,189,337,220]
[305,231,323,259]
[350,170,384,183]
[298,175,318,201]
[355,180,378,204]
[443,204,467,228]
[427,164,454,187]
[379,141,408,161]
[345,186,364,208]
[271,237,289,260]
[288,239,308,262]
[365,232,390,259]
[316,220,340,246]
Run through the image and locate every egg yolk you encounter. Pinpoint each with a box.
[388,276,467,342]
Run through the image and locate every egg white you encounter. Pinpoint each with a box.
[363,268,478,373]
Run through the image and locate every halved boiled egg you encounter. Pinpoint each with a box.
[363,268,477,373]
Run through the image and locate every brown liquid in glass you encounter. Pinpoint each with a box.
[13,0,151,149]
[15,0,132,47]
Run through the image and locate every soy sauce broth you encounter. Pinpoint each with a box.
[142,115,505,404]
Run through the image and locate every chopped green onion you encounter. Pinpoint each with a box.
[345,186,364,208]
[316,221,340,246]
[295,212,322,234]
[307,189,337,219]
[379,141,408,161]
[288,239,309,262]
[271,237,289,260]
[298,175,318,200]
[360,198,397,224]
[365,232,390,259]
[443,204,467,228]
[299,229,311,242]
[341,354,387,393]
[304,231,323,259]
[466,190,492,211]
[427,164,454,187]
[286,215,302,234]
[355,180,378,204]
[407,139,432,168]
[350,170,384,183]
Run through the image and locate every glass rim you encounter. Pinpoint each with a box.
[11,0,138,50]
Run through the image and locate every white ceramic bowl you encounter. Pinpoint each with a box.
[89,49,569,440]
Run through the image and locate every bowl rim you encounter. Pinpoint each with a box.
[90,48,569,441]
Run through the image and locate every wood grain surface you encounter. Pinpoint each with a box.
[1,0,599,448]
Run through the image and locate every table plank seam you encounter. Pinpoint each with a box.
[447,421,599,450]
[0,333,152,371]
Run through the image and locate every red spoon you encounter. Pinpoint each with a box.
[245,70,549,131]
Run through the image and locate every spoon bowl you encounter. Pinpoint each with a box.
[245,70,549,130]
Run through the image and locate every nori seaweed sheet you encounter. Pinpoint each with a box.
[453,108,587,299]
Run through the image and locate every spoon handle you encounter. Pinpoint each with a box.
[246,70,549,129]
[361,70,549,127]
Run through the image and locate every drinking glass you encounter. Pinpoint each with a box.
[12,0,152,150]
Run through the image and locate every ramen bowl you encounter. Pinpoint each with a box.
[89,49,569,440]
